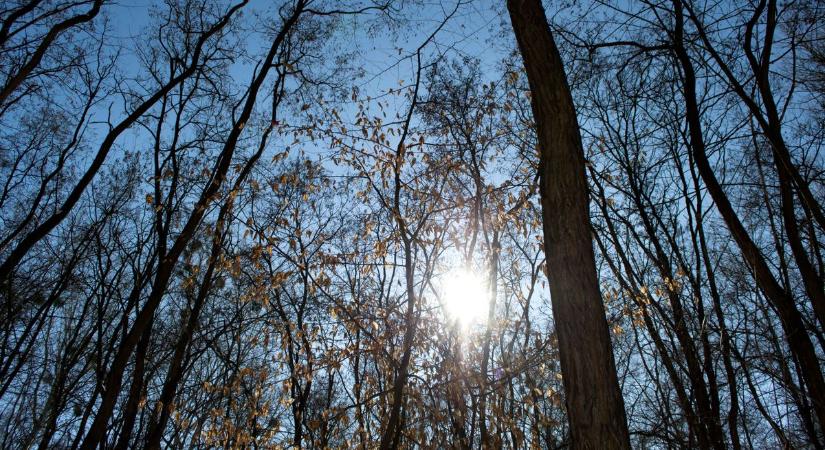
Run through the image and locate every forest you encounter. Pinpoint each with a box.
[0,0,823,448]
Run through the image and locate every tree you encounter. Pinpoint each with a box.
[506,0,631,448]
[2,0,824,447]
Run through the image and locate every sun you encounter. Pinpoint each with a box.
[440,268,489,328]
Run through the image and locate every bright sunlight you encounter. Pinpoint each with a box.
[441,268,489,328]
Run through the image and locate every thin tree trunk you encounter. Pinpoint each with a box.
[672,0,825,432]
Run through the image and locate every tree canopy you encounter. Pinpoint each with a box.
[0,0,823,448]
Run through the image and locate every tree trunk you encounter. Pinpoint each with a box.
[506,1,631,448]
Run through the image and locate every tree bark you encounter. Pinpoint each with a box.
[506,1,631,448]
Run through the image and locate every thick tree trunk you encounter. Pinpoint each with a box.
[506,1,631,448]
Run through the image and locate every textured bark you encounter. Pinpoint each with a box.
[506,1,631,448]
